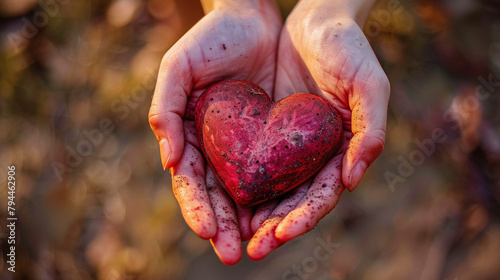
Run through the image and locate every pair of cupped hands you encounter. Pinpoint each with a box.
[149,0,389,264]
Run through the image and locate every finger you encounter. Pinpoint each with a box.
[171,143,216,239]
[275,154,345,242]
[206,167,242,265]
[186,106,252,243]
[247,183,309,260]
[251,200,279,234]
[149,50,193,169]
[183,120,200,150]
[236,205,253,242]
[343,71,390,191]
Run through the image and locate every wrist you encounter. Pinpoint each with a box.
[294,0,377,26]
[201,0,269,14]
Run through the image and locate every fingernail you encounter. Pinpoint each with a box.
[164,154,171,171]
[159,138,172,170]
[348,162,366,192]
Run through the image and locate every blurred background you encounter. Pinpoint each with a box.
[1,0,500,279]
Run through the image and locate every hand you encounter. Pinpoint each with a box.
[246,0,390,260]
[148,0,282,264]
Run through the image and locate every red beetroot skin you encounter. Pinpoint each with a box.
[195,80,343,207]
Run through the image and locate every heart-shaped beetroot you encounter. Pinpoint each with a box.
[195,80,343,207]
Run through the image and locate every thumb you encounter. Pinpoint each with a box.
[149,52,192,170]
[342,73,390,191]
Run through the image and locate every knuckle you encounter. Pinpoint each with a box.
[148,111,164,132]
[371,129,386,154]
[148,104,158,121]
